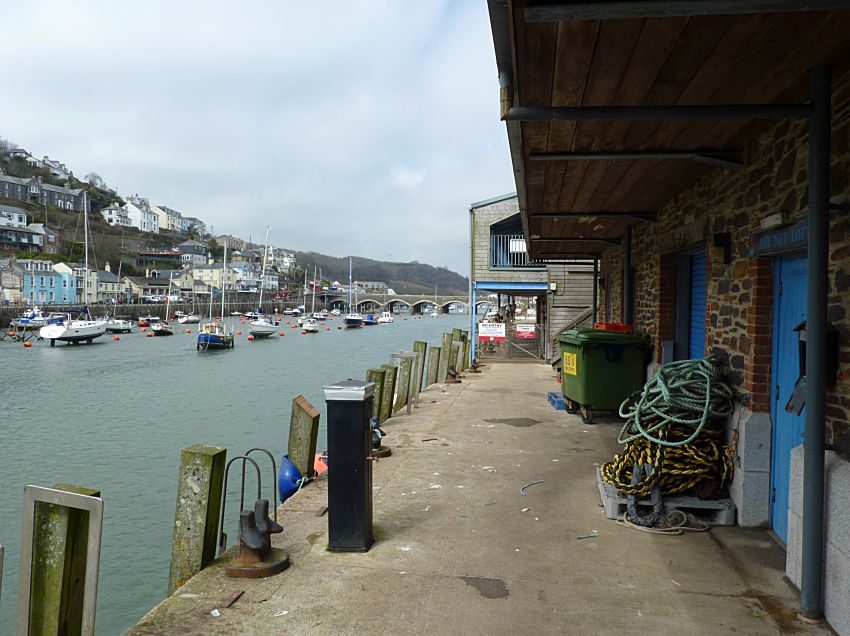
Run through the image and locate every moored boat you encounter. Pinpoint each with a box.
[105,318,134,333]
[344,313,364,328]
[363,313,378,326]
[377,311,394,324]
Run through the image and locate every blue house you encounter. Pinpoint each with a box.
[19,259,76,305]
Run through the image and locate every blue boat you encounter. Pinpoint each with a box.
[363,313,378,326]
[197,322,234,350]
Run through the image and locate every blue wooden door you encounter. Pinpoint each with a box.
[770,254,807,542]
[688,251,707,359]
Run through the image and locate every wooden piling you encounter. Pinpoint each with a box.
[366,368,386,423]
[167,445,226,596]
[394,357,413,414]
[413,341,427,390]
[426,346,440,387]
[451,343,460,373]
[463,337,471,370]
[29,484,101,635]
[288,396,320,478]
[438,332,453,382]
[380,364,397,423]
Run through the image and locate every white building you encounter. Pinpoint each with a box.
[0,204,27,228]
[124,195,160,234]
[151,204,183,233]
[99,203,132,228]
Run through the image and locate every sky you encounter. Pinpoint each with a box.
[0,1,515,275]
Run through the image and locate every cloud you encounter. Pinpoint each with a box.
[0,0,514,274]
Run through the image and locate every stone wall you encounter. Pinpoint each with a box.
[599,68,850,459]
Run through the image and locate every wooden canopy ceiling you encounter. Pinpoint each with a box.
[489,0,850,258]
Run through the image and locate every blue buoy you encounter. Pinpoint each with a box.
[278,454,302,503]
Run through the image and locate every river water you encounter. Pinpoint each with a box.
[0,312,469,634]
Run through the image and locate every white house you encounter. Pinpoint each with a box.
[124,195,160,234]
[99,203,132,228]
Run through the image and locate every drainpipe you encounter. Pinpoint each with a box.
[592,258,599,325]
[469,205,476,364]
[800,66,830,623]
[623,226,633,326]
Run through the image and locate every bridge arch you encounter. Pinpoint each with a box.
[440,300,469,314]
[355,298,382,311]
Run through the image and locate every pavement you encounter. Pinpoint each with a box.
[127,362,831,635]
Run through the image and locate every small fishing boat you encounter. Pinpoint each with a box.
[344,313,364,328]
[302,318,320,333]
[377,311,394,324]
[197,321,234,349]
[177,313,201,325]
[152,280,176,336]
[198,240,235,351]
[11,306,65,330]
[105,318,133,333]
[363,313,378,326]
[244,311,261,320]
[330,308,341,316]
[138,315,160,327]
[283,308,294,316]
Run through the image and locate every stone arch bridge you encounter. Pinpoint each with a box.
[318,293,468,314]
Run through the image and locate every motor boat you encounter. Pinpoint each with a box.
[377,312,394,324]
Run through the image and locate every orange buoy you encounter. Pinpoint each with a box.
[23,341,33,348]
[140,327,146,332]
[113,335,120,341]
[279,332,285,336]
[146,332,153,337]
[313,452,328,476]
[7,332,14,337]
[326,327,331,331]
[235,330,242,335]
[301,330,307,334]
[247,335,254,341]
[185,329,191,334]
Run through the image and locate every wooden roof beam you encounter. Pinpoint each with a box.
[504,103,813,122]
[528,150,744,169]
[530,211,657,222]
[530,237,622,246]
[525,1,850,22]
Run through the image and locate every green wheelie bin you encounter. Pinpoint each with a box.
[557,329,650,423]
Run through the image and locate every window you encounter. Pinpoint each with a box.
[49,277,54,288]
[49,291,54,302]
[39,276,45,286]
[62,279,67,287]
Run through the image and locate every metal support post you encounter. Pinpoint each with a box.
[800,65,830,623]
[592,258,599,325]
[623,226,633,326]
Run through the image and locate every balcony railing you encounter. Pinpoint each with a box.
[490,234,545,269]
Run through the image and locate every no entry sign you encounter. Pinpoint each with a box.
[478,322,505,341]
[515,324,535,339]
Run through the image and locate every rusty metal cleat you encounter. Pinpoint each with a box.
[446,367,462,384]
[225,505,290,578]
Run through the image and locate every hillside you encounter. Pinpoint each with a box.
[293,251,468,295]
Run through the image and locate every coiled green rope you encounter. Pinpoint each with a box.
[617,357,736,448]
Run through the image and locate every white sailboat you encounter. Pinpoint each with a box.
[344,257,364,328]
[249,227,278,338]
[39,206,107,345]
[302,266,320,334]
[151,278,175,336]
[178,264,201,324]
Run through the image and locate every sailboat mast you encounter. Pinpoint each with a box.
[311,266,317,314]
[83,204,89,309]
[221,240,227,320]
[258,226,269,311]
[348,256,352,313]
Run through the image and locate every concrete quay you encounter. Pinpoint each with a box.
[127,362,829,635]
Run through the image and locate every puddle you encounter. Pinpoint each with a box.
[460,576,510,599]
[484,418,541,427]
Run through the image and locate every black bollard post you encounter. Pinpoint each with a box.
[323,379,376,552]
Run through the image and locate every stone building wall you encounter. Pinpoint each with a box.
[598,68,850,458]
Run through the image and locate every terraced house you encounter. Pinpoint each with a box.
[0,171,88,212]
[489,1,850,630]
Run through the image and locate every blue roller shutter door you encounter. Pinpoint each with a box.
[688,251,707,359]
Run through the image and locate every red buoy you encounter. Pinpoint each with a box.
[113,335,120,341]
[247,335,254,341]
[146,332,153,337]
[23,341,33,348]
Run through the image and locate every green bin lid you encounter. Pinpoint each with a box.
[557,328,650,347]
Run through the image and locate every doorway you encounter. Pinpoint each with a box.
[769,253,807,543]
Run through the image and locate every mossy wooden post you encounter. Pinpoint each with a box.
[426,346,440,387]
[29,483,100,635]
[288,395,320,478]
[366,368,386,423]
[380,364,397,423]
[438,332,453,382]
[167,445,226,596]
[451,343,460,372]
[413,341,427,390]
[394,357,412,414]
[460,331,470,370]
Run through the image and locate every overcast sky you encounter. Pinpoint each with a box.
[1,1,514,275]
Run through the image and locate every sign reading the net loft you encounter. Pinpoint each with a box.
[515,324,535,339]
[749,219,808,257]
[478,322,505,341]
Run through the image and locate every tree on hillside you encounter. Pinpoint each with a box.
[84,172,105,189]
[208,238,224,260]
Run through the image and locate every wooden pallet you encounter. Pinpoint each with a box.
[596,466,736,526]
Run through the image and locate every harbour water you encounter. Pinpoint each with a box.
[0,313,469,634]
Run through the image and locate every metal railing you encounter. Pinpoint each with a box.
[550,304,596,359]
[489,234,545,268]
